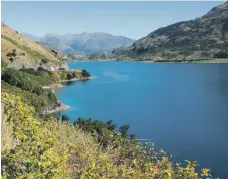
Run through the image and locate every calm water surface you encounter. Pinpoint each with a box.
[55,61,228,178]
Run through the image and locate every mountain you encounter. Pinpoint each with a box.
[22,32,40,42]
[2,23,68,70]
[27,32,135,54]
[113,2,228,61]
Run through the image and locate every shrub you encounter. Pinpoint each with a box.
[51,49,58,55]
[6,49,17,57]
[41,58,48,64]
[37,67,49,73]
[9,57,14,62]
[2,82,57,114]
[37,66,45,71]
[12,49,17,56]
[82,69,91,78]
[6,52,12,57]
[67,73,74,80]
[61,114,70,122]
[1,93,70,178]
[1,68,44,95]
[20,68,36,75]
[119,124,130,138]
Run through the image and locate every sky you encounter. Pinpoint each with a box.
[2,1,224,40]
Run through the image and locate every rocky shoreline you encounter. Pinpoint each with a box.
[42,102,70,115]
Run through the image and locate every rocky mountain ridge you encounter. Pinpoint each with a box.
[113,1,228,61]
[22,32,135,54]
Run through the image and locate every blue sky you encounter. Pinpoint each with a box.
[2,1,224,40]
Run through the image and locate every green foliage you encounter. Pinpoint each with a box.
[9,57,14,62]
[1,68,45,95]
[82,69,91,78]
[57,70,86,81]
[119,124,130,138]
[51,49,58,56]
[6,49,17,58]
[61,114,70,122]
[6,52,12,57]
[1,68,58,113]
[1,93,70,178]
[1,67,90,114]
[41,58,48,64]
[19,67,36,75]
[2,82,57,114]
[67,73,75,80]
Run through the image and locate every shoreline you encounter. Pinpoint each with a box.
[69,59,117,62]
[67,58,228,63]
[42,77,91,89]
[42,76,91,114]
[42,103,70,115]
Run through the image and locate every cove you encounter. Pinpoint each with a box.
[55,61,228,178]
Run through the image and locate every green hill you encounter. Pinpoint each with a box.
[113,2,228,62]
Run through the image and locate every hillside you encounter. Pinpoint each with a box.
[1,23,68,70]
[1,23,91,115]
[1,91,211,178]
[24,32,135,54]
[113,2,228,62]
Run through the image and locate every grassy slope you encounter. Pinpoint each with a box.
[1,23,62,65]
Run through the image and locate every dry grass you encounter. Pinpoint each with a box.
[1,23,61,65]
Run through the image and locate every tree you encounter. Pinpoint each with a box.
[61,115,70,122]
[130,134,136,140]
[9,58,14,62]
[37,67,45,71]
[106,120,117,131]
[41,59,48,64]
[67,73,72,80]
[118,124,130,138]
[12,49,17,56]
[82,69,91,78]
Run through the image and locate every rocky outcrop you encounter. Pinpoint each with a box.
[7,59,69,71]
[41,101,70,115]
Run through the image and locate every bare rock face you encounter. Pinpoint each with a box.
[113,2,228,61]
[8,59,69,71]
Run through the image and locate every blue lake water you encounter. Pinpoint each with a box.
[55,61,228,178]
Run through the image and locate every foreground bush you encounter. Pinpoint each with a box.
[1,92,212,179]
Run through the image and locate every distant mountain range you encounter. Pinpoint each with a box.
[112,1,228,61]
[22,32,135,54]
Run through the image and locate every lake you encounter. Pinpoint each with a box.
[55,61,228,178]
